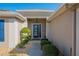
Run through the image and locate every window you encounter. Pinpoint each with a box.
[0,20,4,42]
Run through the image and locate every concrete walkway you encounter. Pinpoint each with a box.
[25,40,43,56]
[9,40,42,56]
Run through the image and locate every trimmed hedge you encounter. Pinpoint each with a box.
[41,40,51,49]
[41,38,48,41]
[42,44,59,56]
[41,38,59,56]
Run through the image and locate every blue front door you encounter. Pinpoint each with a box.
[0,20,4,42]
[33,24,41,39]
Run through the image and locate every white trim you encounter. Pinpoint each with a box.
[26,16,48,19]
[16,10,54,12]
[31,23,42,39]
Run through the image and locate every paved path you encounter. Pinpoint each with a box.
[9,40,42,56]
[25,40,42,56]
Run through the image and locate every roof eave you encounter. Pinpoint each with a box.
[48,4,65,22]
[15,13,25,22]
[48,3,78,22]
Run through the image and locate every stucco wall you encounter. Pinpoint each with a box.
[48,10,74,55]
[46,22,51,39]
[19,17,28,31]
[8,18,20,49]
[76,7,79,56]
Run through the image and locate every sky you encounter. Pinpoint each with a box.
[0,3,60,11]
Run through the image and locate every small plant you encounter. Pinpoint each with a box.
[42,44,59,56]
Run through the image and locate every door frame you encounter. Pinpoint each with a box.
[31,23,42,39]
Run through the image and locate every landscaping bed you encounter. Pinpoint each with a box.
[9,27,31,56]
[41,38,59,56]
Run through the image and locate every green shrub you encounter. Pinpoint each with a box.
[20,27,31,33]
[41,40,51,46]
[41,40,51,49]
[19,27,31,48]
[42,44,59,56]
[41,38,48,41]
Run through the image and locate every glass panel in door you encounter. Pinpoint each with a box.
[33,24,41,38]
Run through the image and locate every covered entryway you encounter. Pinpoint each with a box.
[17,10,52,39]
[27,18,46,39]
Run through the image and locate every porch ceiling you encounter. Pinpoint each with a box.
[16,10,53,18]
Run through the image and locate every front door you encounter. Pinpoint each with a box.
[32,23,41,39]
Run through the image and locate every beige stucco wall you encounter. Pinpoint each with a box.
[47,10,74,56]
[46,22,51,39]
[76,7,79,56]
[8,19,20,49]
[18,17,28,31]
